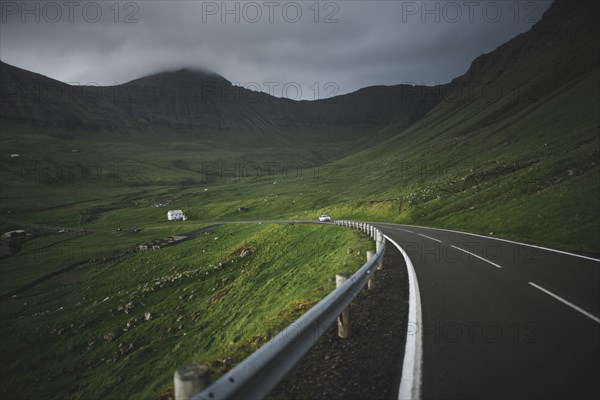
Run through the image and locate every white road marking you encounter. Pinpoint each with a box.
[450,245,503,269]
[385,235,423,400]
[396,224,600,263]
[529,282,600,324]
[417,233,442,243]
[396,228,414,233]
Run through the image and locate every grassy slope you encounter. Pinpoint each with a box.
[316,68,600,253]
[3,59,598,253]
[1,5,598,399]
[0,223,372,399]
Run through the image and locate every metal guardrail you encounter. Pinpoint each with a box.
[183,221,385,400]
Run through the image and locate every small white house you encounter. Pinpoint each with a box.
[167,210,185,221]
[1,229,25,239]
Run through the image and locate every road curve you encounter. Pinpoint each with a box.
[4,216,599,398]
[376,223,600,399]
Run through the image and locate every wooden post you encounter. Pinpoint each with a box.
[174,364,211,400]
[367,250,375,290]
[375,232,384,270]
[336,274,350,338]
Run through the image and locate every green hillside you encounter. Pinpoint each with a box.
[1,1,599,398]
[323,67,599,253]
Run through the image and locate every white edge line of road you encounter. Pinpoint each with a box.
[450,245,503,269]
[384,234,423,400]
[384,223,600,263]
[529,282,600,324]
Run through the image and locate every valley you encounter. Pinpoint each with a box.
[0,1,598,398]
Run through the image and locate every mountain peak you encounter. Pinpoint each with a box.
[131,67,230,87]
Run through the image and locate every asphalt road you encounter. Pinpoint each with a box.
[376,223,600,399]
[4,216,598,398]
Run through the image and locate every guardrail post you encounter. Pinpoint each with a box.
[174,364,211,400]
[336,274,350,338]
[376,231,384,270]
[367,250,375,290]
[375,229,385,271]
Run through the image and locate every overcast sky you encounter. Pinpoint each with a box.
[1,0,553,99]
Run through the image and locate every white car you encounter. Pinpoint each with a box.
[319,215,331,222]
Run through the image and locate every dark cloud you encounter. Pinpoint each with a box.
[0,0,553,99]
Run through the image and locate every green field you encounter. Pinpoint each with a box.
[1,66,597,396]
[3,70,598,254]
[1,7,599,397]
[0,223,372,399]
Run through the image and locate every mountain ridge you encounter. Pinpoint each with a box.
[0,59,440,141]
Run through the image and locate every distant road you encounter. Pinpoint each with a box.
[376,223,600,399]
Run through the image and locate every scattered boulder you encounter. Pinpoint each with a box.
[124,318,138,331]
[124,302,135,314]
[191,311,202,321]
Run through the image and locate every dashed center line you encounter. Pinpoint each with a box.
[450,245,503,269]
[417,233,442,243]
[396,228,414,233]
[529,282,600,324]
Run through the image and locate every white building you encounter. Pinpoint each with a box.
[1,229,25,239]
[167,210,185,221]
